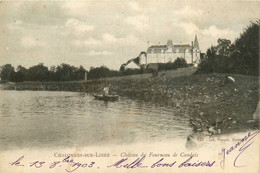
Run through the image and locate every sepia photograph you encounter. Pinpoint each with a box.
[0,0,259,172]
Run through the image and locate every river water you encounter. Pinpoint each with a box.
[0,90,192,149]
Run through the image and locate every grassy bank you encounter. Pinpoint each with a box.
[1,67,259,135]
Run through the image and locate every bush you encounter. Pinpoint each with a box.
[158,63,176,71]
[173,57,188,68]
[157,58,188,71]
[123,68,142,76]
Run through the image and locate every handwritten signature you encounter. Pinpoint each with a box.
[219,131,259,169]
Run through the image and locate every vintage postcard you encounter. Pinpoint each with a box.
[0,0,259,173]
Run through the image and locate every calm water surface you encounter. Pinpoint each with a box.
[0,90,192,149]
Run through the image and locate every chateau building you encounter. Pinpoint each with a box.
[140,35,200,65]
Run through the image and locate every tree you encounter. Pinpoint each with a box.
[0,64,15,81]
[216,38,232,57]
[197,20,259,76]
[88,66,122,79]
[55,63,77,81]
[88,66,111,79]
[27,63,49,81]
[14,65,27,82]
[48,65,57,81]
[232,21,259,75]
[73,65,86,80]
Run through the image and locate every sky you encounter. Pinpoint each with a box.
[0,0,259,70]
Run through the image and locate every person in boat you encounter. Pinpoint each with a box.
[103,84,111,96]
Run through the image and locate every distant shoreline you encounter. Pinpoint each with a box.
[1,67,259,136]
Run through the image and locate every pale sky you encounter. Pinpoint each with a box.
[0,1,259,70]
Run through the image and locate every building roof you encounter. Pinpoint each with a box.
[147,43,192,53]
[147,35,200,53]
[174,44,191,47]
[149,45,167,48]
[125,60,140,69]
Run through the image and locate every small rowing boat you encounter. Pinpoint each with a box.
[93,94,119,101]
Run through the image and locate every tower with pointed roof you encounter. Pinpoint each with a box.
[194,35,200,50]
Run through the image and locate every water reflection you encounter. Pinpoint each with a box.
[0,90,192,149]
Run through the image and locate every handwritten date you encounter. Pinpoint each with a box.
[10,156,95,172]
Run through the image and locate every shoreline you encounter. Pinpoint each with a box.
[1,67,259,136]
